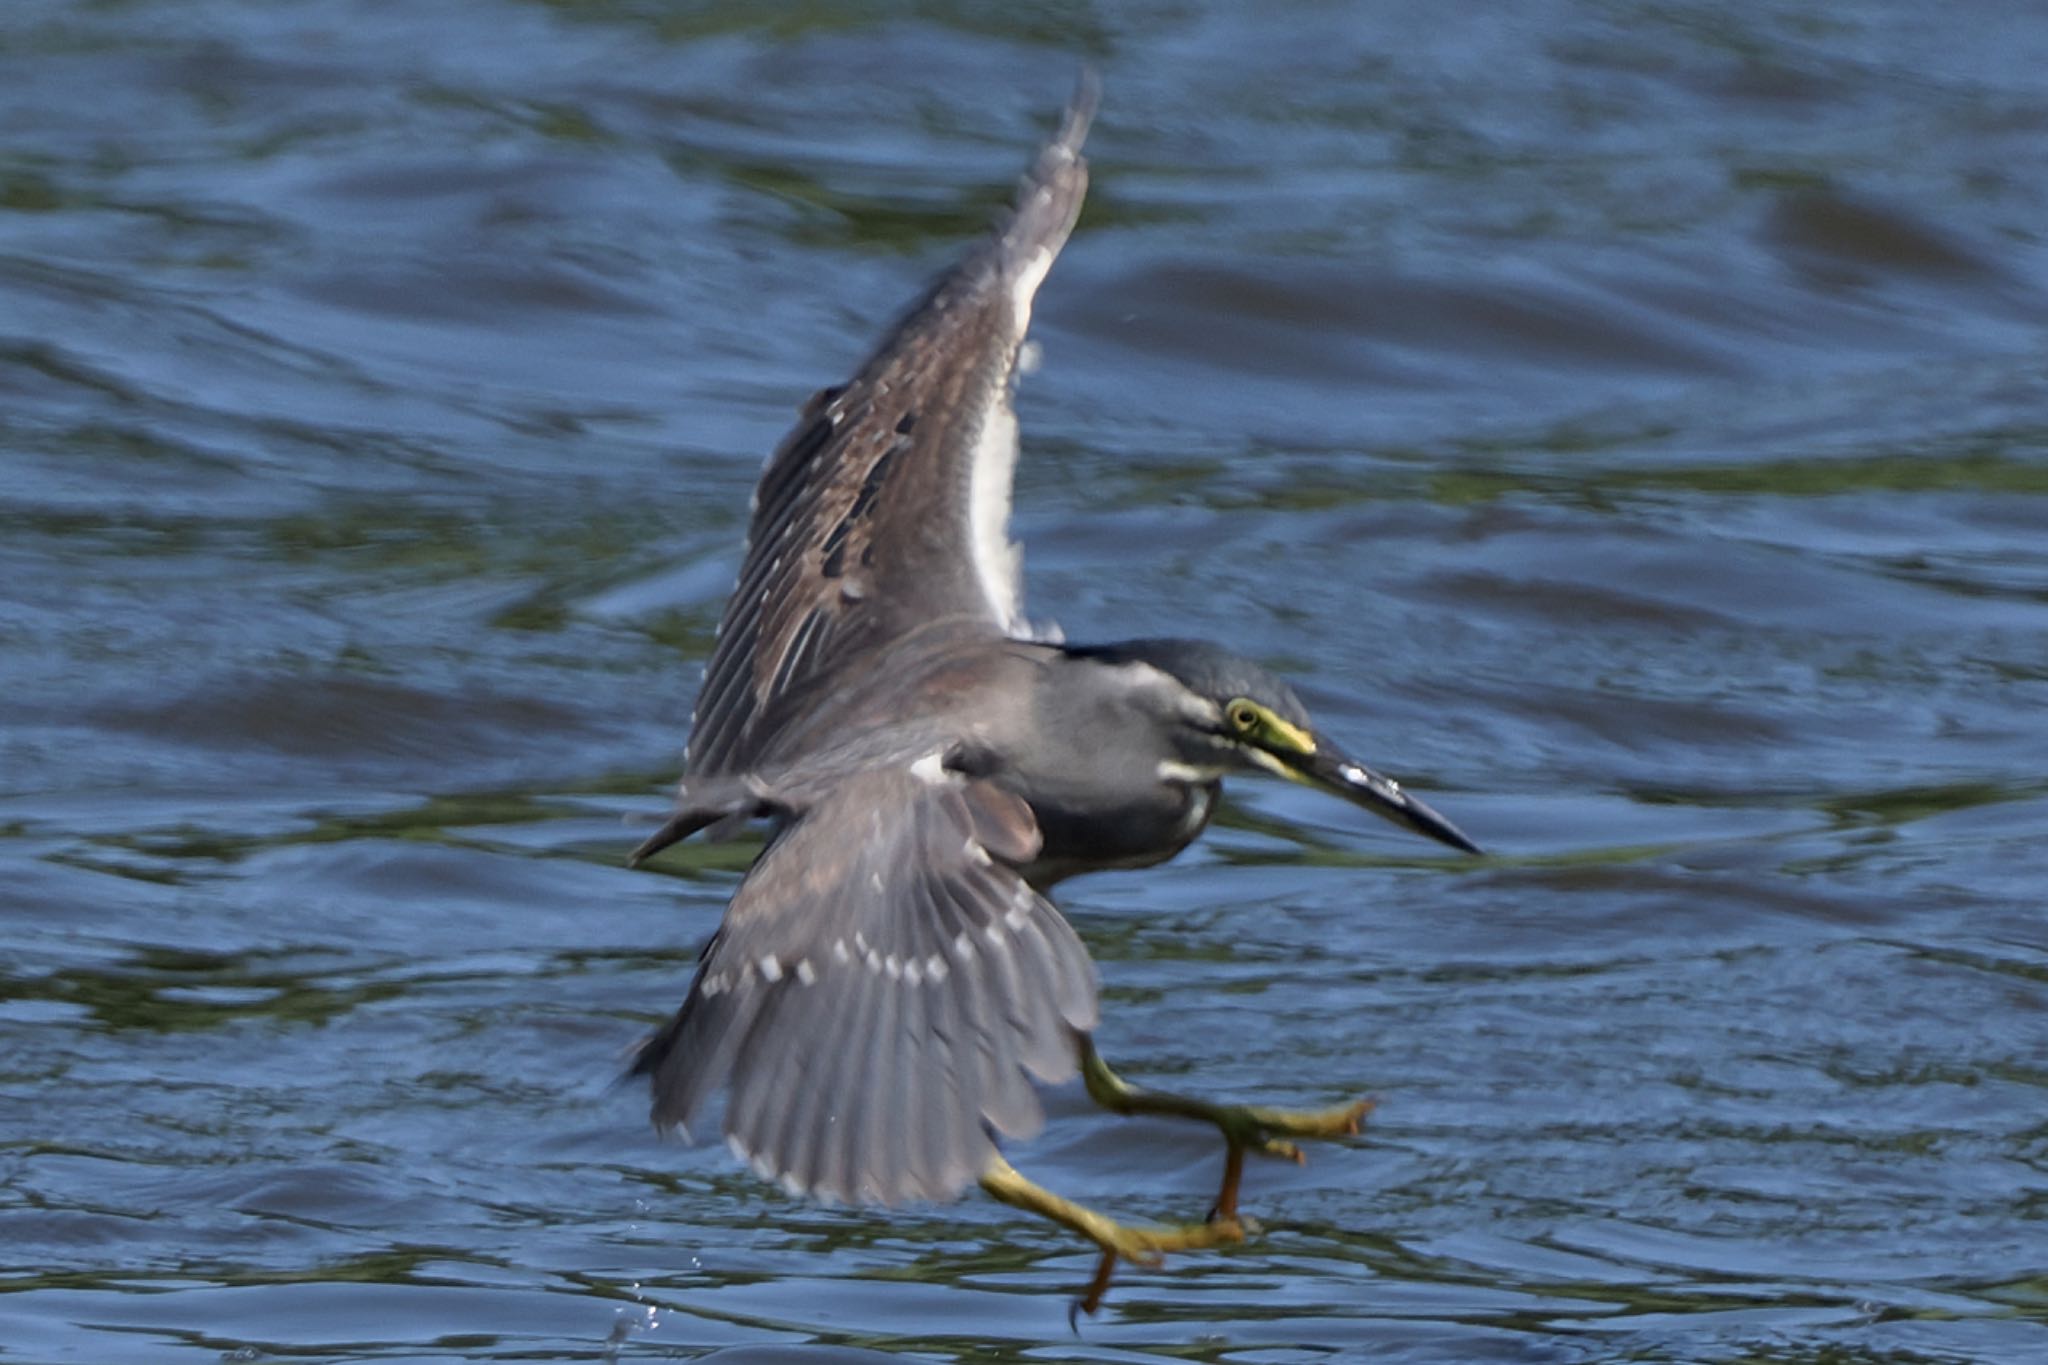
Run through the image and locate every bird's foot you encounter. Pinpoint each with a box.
[1224,1095,1374,1176]
[1201,1095,1372,1220]
[1203,1093,1373,1151]
[1077,1037,1374,1219]
[980,1154,1246,1322]
[1067,1214,1246,1323]
[1095,1209,1248,1264]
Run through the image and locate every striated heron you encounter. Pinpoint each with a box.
[629,77,1480,1315]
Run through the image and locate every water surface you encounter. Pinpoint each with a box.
[2,1,2045,1361]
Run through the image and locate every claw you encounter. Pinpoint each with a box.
[1069,1251,1117,1330]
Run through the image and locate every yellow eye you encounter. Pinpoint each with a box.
[1227,700,1261,733]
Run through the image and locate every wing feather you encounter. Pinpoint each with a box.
[631,765,1100,1204]
[687,82,1095,777]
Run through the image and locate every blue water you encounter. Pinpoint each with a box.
[2,2,2044,1361]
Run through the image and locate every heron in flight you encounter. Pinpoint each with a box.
[630,76,1479,1315]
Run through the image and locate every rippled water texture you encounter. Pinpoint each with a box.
[3,1,2045,1361]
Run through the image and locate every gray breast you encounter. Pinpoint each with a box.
[1021,777,1218,888]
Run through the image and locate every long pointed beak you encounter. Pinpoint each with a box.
[1295,746,1481,854]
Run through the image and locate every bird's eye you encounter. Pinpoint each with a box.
[1227,701,1261,733]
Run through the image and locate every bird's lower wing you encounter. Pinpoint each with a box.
[632,765,1100,1205]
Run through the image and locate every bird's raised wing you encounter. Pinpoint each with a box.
[686,82,1094,778]
[632,765,1099,1204]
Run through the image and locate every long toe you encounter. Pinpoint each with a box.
[1110,1213,1246,1262]
[1240,1095,1374,1143]
[1072,1214,1249,1320]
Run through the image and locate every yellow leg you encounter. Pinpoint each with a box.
[979,1153,1245,1317]
[1078,1036,1371,1220]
